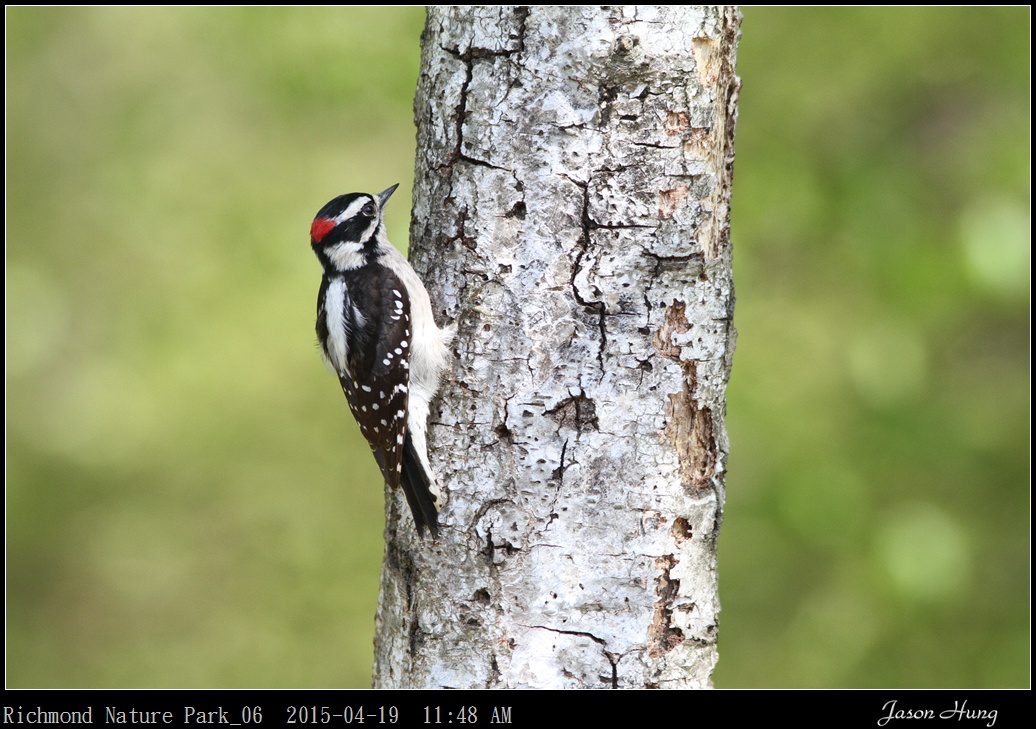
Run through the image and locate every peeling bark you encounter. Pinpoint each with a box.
[374,5,740,689]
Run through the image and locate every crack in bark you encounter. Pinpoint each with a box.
[632,140,679,150]
[525,624,620,688]
[437,6,531,188]
[526,623,607,645]
[460,154,510,171]
[439,29,524,182]
[545,392,599,433]
[386,540,425,661]
[550,437,568,488]
[471,498,514,532]
[718,12,741,259]
[536,439,567,531]
[644,250,704,263]
[494,408,514,444]
[588,222,655,230]
[452,207,478,251]
[487,653,501,688]
[567,177,609,373]
[606,653,619,689]
[645,250,706,282]
[512,6,529,55]
[439,48,473,186]
[482,523,519,566]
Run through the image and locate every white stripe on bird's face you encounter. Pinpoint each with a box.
[326,241,367,272]
[334,195,377,227]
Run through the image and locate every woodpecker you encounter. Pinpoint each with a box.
[310,185,453,537]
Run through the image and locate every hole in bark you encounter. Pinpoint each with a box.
[672,517,694,542]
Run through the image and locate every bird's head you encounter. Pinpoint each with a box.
[310,184,398,272]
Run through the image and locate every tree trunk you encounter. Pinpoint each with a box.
[374,5,740,689]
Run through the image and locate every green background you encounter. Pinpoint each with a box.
[6,7,1029,688]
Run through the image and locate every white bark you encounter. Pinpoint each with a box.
[374,5,740,689]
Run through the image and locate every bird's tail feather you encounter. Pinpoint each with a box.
[400,431,440,538]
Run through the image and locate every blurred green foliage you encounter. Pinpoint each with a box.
[715,7,1029,688]
[5,7,1028,688]
[6,6,425,689]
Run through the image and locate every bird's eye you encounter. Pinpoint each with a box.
[361,202,377,217]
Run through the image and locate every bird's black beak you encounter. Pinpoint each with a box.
[377,184,399,208]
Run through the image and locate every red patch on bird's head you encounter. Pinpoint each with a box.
[310,218,336,243]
